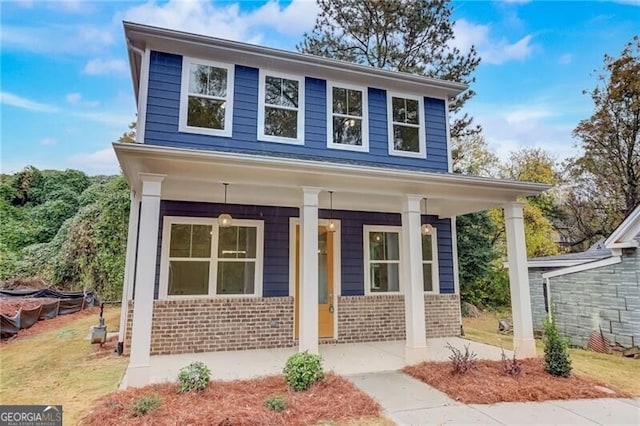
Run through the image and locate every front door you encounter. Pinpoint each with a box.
[294,225,334,339]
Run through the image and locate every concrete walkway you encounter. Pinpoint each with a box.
[349,371,640,425]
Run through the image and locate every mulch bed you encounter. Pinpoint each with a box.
[404,358,630,404]
[83,374,380,426]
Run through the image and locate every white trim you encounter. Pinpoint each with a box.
[422,227,440,294]
[387,92,426,159]
[541,256,621,279]
[605,205,640,248]
[451,216,460,295]
[257,70,305,145]
[527,259,594,268]
[178,57,234,137]
[136,48,151,143]
[326,81,369,152]
[444,97,452,173]
[159,216,264,299]
[363,225,403,295]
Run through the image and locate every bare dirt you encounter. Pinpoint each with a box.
[0,297,59,316]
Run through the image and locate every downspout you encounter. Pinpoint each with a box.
[545,276,553,322]
[125,38,147,144]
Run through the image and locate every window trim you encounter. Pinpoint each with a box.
[386,92,426,159]
[159,216,264,299]
[363,225,403,295]
[422,226,440,294]
[326,81,369,152]
[257,70,305,145]
[178,57,235,137]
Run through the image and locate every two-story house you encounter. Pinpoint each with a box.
[116,22,549,387]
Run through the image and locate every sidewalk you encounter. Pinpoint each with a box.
[348,371,640,425]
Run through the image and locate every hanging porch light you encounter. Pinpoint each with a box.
[328,190,336,232]
[218,183,232,227]
[421,197,434,236]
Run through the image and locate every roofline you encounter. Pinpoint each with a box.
[604,203,640,248]
[541,255,620,279]
[527,259,594,268]
[123,21,468,102]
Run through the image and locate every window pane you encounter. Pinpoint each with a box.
[187,97,226,130]
[423,263,433,292]
[170,224,212,258]
[405,99,419,124]
[265,76,281,105]
[218,226,257,258]
[333,117,362,146]
[189,64,227,97]
[217,261,255,294]
[264,107,298,138]
[369,232,399,261]
[282,79,299,108]
[191,225,212,257]
[347,89,362,116]
[422,234,433,261]
[392,97,405,122]
[168,261,209,295]
[333,87,347,114]
[393,125,420,152]
[370,263,400,292]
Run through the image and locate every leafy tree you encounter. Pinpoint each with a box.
[298,0,481,139]
[451,134,499,177]
[118,121,137,143]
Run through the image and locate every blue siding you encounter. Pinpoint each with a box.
[144,51,449,172]
[151,201,455,298]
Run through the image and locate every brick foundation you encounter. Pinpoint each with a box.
[336,295,406,342]
[425,293,461,338]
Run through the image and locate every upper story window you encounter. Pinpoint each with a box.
[327,82,369,152]
[422,229,439,293]
[364,226,401,294]
[258,71,305,145]
[179,58,234,137]
[387,93,426,159]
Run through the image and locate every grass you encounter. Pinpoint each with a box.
[0,306,128,425]
[463,310,640,395]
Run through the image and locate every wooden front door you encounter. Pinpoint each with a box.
[294,225,334,339]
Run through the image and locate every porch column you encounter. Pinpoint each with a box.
[402,194,428,364]
[118,190,141,345]
[126,173,165,387]
[299,187,320,353]
[504,202,536,357]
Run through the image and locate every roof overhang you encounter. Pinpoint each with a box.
[604,204,640,249]
[541,255,621,279]
[527,259,594,269]
[114,143,550,218]
[123,22,468,104]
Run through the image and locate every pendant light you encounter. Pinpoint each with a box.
[421,197,434,236]
[328,191,336,232]
[218,183,232,227]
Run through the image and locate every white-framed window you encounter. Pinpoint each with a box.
[387,92,426,158]
[159,217,264,298]
[422,228,439,293]
[258,71,305,144]
[179,57,234,137]
[327,82,368,152]
[364,226,402,294]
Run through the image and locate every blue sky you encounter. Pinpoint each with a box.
[1,0,639,175]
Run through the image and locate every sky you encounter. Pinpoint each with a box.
[1,0,639,175]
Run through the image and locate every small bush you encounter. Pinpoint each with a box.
[543,317,572,377]
[264,394,287,412]
[501,348,522,377]
[130,394,161,417]
[177,361,211,393]
[283,351,324,391]
[446,342,478,375]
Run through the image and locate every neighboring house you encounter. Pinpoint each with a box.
[528,206,640,348]
[116,22,548,387]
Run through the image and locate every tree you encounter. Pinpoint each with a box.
[118,121,137,143]
[451,133,499,177]
[298,0,481,139]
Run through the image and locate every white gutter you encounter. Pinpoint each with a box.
[541,256,622,279]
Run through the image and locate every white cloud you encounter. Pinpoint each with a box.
[72,111,135,127]
[40,138,58,146]
[68,147,120,174]
[453,19,534,65]
[0,24,114,55]
[83,58,128,75]
[66,93,82,104]
[66,92,100,107]
[0,91,58,112]
[558,53,573,65]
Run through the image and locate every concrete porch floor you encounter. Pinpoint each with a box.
[134,337,512,385]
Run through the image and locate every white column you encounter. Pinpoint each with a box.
[402,194,428,364]
[118,190,141,345]
[299,187,320,354]
[126,174,165,387]
[504,202,536,357]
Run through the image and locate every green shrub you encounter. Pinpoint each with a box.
[283,351,324,391]
[264,394,287,412]
[543,317,572,377]
[177,361,211,393]
[130,394,161,417]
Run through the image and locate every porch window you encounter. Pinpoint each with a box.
[327,82,368,151]
[161,217,263,298]
[422,228,439,292]
[258,71,305,144]
[387,93,426,158]
[179,58,234,137]
[364,226,401,294]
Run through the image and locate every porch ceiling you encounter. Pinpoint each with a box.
[114,143,550,218]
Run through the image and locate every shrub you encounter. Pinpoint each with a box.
[543,317,572,377]
[501,348,522,377]
[283,351,324,391]
[446,342,478,375]
[177,361,211,393]
[130,394,161,417]
[264,394,287,412]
